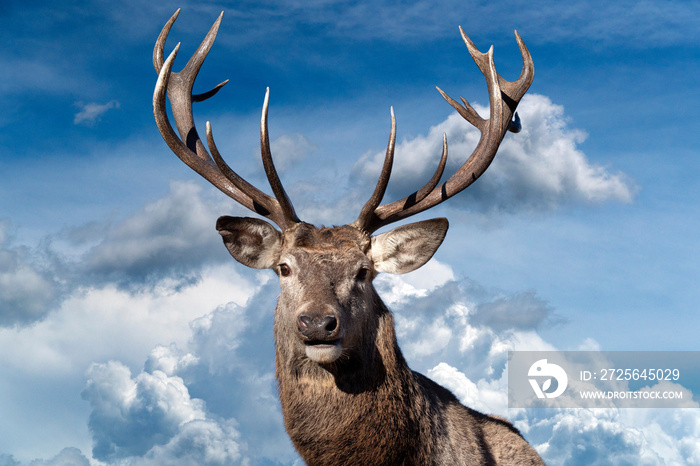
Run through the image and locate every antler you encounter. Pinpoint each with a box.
[353,27,534,234]
[153,9,300,230]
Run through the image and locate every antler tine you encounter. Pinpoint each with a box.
[413,133,448,204]
[501,30,535,108]
[358,29,533,233]
[153,8,178,72]
[206,121,277,219]
[353,107,396,231]
[260,88,301,228]
[153,10,300,230]
[436,86,485,132]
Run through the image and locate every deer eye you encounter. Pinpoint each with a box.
[279,263,291,277]
[355,267,370,281]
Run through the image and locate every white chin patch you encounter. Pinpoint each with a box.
[305,343,342,364]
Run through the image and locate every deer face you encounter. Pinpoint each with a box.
[216,217,448,365]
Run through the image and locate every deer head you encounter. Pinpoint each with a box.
[153,9,533,368]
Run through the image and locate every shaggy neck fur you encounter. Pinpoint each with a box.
[274,298,433,465]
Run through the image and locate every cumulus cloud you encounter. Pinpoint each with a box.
[79,258,560,464]
[81,277,295,465]
[137,419,246,466]
[5,179,697,465]
[79,181,228,288]
[68,251,700,466]
[73,100,120,126]
[0,220,62,326]
[532,409,668,465]
[82,360,245,464]
[378,271,700,464]
[352,94,637,214]
[27,447,91,466]
[381,274,560,378]
[0,182,239,328]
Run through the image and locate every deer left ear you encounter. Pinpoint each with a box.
[370,218,449,274]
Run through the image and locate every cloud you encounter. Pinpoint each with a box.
[187,0,699,48]
[469,291,561,332]
[0,220,62,326]
[177,284,295,464]
[78,256,560,463]
[136,419,246,466]
[73,100,120,126]
[352,94,637,214]
[25,243,684,465]
[382,274,560,376]
[26,447,90,466]
[380,272,700,464]
[270,133,317,171]
[79,181,229,288]
[81,278,294,465]
[82,360,245,464]
[0,181,237,328]
[533,409,668,465]
[1,172,694,465]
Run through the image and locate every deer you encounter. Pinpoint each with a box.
[153,9,543,465]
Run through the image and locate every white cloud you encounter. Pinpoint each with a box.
[80,278,295,465]
[383,274,700,465]
[0,181,236,328]
[136,419,246,466]
[386,277,559,377]
[270,133,317,171]
[0,252,59,326]
[73,100,120,126]
[27,447,91,466]
[533,409,667,465]
[353,94,637,214]
[81,181,228,286]
[82,360,245,464]
[470,291,559,331]
[0,221,61,326]
[7,239,696,466]
[0,262,254,377]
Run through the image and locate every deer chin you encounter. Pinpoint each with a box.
[304,340,343,364]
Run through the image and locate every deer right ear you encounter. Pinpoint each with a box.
[216,216,283,269]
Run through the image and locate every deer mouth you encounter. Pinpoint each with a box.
[304,339,342,363]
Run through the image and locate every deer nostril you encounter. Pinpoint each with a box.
[322,315,337,332]
[298,315,312,329]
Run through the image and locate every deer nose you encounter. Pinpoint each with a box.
[297,312,339,341]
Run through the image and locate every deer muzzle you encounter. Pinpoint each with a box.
[297,306,343,364]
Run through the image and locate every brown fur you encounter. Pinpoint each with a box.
[268,224,544,465]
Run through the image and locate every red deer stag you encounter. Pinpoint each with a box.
[153,9,543,465]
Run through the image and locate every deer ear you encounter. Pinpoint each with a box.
[216,216,282,269]
[370,218,449,274]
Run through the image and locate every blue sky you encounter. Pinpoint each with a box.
[1,0,699,464]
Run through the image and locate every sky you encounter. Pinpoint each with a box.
[1,0,699,464]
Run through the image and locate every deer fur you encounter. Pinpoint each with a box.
[217,217,544,465]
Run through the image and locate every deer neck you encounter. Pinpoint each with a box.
[274,304,423,463]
